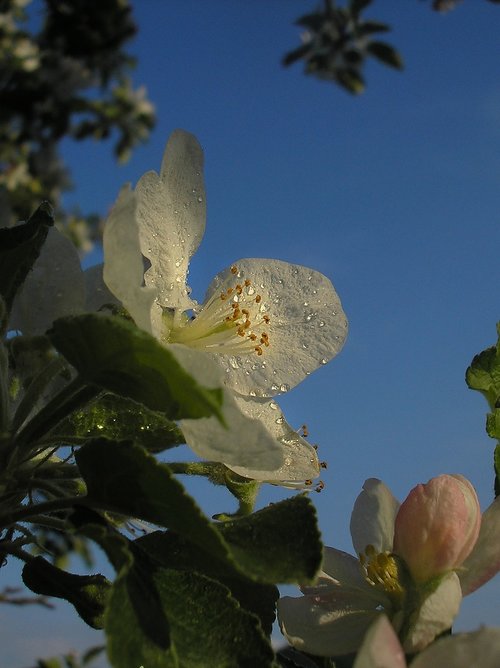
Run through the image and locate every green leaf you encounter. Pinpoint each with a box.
[75,440,229,561]
[58,392,184,452]
[486,410,500,440]
[48,313,224,421]
[22,556,110,628]
[106,559,274,668]
[466,343,500,409]
[136,531,279,636]
[495,444,500,498]
[0,202,54,315]
[219,495,322,584]
[366,41,403,69]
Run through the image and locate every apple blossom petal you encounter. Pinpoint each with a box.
[394,474,481,583]
[350,479,400,556]
[278,593,381,657]
[319,547,387,604]
[411,627,500,668]
[201,258,347,397]
[83,264,120,312]
[459,495,500,595]
[353,615,406,668]
[9,227,85,335]
[102,184,158,335]
[135,129,205,313]
[402,571,462,652]
[226,395,319,484]
[169,344,283,470]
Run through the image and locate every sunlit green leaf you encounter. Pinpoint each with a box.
[59,392,184,452]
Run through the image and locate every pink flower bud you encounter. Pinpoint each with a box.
[393,474,481,582]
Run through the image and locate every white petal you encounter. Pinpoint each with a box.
[9,227,85,335]
[278,593,380,657]
[402,571,462,652]
[203,259,348,397]
[411,627,500,668]
[83,264,120,312]
[102,184,157,334]
[459,495,500,595]
[319,547,386,603]
[226,395,319,484]
[170,344,283,470]
[350,479,400,556]
[354,615,407,668]
[135,130,205,313]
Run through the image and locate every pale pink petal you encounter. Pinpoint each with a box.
[460,495,500,595]
[353,615,406,668]
[394,474,480,582]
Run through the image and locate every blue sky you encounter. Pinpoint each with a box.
[3,1,500,665]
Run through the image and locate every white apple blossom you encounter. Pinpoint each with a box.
[354,614,500,668]
[278,475,500,656]
[102,129,348,485]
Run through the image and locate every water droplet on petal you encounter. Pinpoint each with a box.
[279,383,290,392]
[229,357,240,369]
[320,358,328,365]
[247,286,255,295]
[275,417,284,425]
[319,320,325,327]
[271,383,279,391]
[249,389,256,396]
[269,401,279,410]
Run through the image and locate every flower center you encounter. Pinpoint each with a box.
[166,265,271,356]
[359,544,406,606]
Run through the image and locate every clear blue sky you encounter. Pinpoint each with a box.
[3,2,500,665]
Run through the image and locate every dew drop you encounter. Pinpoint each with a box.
[229,357,240,369]
[279,383,290,392]
[249,389,256,396]
[302,343,308,349]
[269,401,279,410]
[247,286,255,295]
[275,417,284,425]
[303,301,309,307]
[319,320,325,327]
[271,383,279,391]
[197,196,203,202]
[320,358,328,365]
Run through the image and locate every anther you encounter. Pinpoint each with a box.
[320,461,328,469]
[255,346,263,356]
[255,295,262,303]
[230,265,238,275]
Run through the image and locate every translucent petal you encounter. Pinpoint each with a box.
[170,344,283,470]
[202,258,348,396]
[83,264,120,312]
[412,627,500,668]
[459,495,500,595]
[135,129,205,313]
[350,479,400,556]
[102,184,157,334]
[226,395,319,484]
[353,616,406,668]
[278,593,380,657]
[319,547,387,604]
[9,227,85,335]
[402,571,461,652]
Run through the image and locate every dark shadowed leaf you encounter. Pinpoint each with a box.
[22,556,110,628]
[0,203,54,315]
